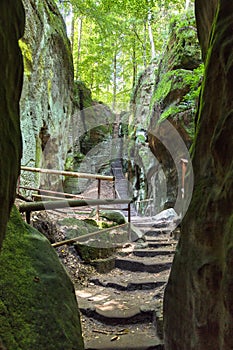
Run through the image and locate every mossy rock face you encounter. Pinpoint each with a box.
[99,210,126,225]
[160,11,202,73]
[57,217,99,240]
[20,0,74,190]
[90,257,116,273]
[74,239,116,262]
[0,207,84,350]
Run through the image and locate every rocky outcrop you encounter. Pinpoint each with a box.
[0,207,84,350]
[130,10,202,214]
[65,81,115,193]
[0,1,25,248]
[164,1,233,349]
[20,0,73,190]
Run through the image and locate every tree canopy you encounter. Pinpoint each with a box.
[57,0,194,108]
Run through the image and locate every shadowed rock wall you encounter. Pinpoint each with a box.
[164,1,233,348]
[195,0,218,60]
[0,1,25,248]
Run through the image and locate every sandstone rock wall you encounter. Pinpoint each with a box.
[195,0,218,60]
[0,1,25,248]
[20,0,73,190]
[130,10,202,214]
[164,1,233,348]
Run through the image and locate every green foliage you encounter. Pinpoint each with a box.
[159,105,180,123]
[56,0,193,106]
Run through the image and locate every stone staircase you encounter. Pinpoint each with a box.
[75,222,178,350]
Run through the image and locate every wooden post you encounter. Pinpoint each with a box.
[26,211,31,224]
[128,202,131,223]
[113,177,116,198]
[127,202,131,240]
[97,179,101,221]
[180,158,188,199]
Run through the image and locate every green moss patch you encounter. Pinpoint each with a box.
[0,207,84,350]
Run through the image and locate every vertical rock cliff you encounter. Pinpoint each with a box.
[130,10,202,214]
[20,0,73,189]
[164,1,233,348]
[0,1,25,248]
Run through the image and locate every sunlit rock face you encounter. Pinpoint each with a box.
[0,1,25,248]
[130,11,202,213]
[164,1,233,349]
[20,0,73,190]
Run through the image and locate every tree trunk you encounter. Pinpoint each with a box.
[112,51,117,111]
[70,9,75,53]
[147,11,156,60]
[76,17,83,79]
[185,0,191,11]
[132,37,137,89]
[143,20,147,67]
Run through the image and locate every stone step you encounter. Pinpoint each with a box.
[147,242,176,249]
[131,225,172,236]
[77,294,161,325]
[85,333,164,350]
[132,249,175,258]
[76,283,164,325]
[115,257,172,273]
[90,277,166,291]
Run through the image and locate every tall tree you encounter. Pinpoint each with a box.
[56,0,191,105]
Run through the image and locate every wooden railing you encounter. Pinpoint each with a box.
[19,166,132,224]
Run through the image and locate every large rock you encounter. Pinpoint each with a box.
[164,1,233,349]
[129,10,202,213]
[0,207,84,350]
[0,1,25,248]
[20,0,73,190]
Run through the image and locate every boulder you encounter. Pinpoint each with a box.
[0,207,84,350]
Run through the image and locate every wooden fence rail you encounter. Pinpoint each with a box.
[21,166,114,181]
[19,198,131,224]
[19,166,117,220]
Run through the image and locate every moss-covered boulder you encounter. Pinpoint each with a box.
[99,210,126,225]
[57,217,99,240]
[0,1,24,248]
[0,207,84,350]
[75,240,116,263]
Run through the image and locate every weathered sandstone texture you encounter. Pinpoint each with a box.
[130,10,202,213]
[20,0,73,189]
[0,1,25,248]
[164,1,233,349]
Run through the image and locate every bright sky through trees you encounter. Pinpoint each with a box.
[57,0,194,108]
